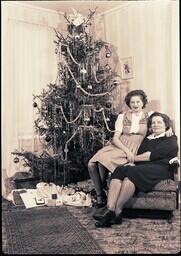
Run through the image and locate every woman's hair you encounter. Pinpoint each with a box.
[148,112,171,131]
[124,89,148,109]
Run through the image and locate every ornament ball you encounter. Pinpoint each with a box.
[113,80,118,85]
[13,157,19,163]
[87,85,92,90]
[106,102,112,109]
[33,102,37,108]
[45,135,51,142]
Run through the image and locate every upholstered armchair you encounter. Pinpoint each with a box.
[121,159,180,223]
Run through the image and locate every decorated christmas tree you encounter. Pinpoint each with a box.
[12,9,121,184]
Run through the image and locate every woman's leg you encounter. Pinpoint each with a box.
[94,178,122,227]
[107,179,122,211]
[115,177,135,216]
[88,161,105,204]
[97,163,109,190]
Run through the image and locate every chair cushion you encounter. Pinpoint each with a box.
[151,179,177,192]
[124,179,178,210]
[124,191,177,210]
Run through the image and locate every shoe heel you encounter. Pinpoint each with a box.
[114,213,123,224]
[95,220,112,228]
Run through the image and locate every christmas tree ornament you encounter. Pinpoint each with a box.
[87,84,92,90]
[75,35,80,40]
[13,157,19,163]
[84,117,90,122]
[59,80,64,86]
[105,102,112,109]
[95,55,100,61]
[113,79,119,85]
[80,69,87,81]
[104,64,111,72]
[106,52,111,58]
[80,68,87,74]
[70,9,85,27]
[33,102,38,108]
[45,135,51,142]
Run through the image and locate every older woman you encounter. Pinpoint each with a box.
[88,90,172,208]
[93,112,178,227]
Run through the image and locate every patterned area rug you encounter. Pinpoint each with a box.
[67,206,181,254]
[2,205,104,254]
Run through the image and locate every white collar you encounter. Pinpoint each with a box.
[147,132,166,140]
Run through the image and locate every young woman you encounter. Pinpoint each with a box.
[88,90,150,207]
[93,112,178,227]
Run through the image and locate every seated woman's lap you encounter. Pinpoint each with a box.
[111,163,172,193]
[112,164,168,180]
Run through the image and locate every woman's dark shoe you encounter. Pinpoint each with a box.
[93,207,115,222]
[110,213,123,225]
[95,220,112,228]
[93,206,107,220]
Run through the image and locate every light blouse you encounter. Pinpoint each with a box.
[115,111,153,133]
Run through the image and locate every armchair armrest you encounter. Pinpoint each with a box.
[169,157,181,209]
[169,157,180,167]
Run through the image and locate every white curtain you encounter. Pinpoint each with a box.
[2,17,58,197]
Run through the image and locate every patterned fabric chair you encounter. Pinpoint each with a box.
[122,161,180,223]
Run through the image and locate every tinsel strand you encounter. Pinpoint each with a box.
[93,108,114,132]
[92,67,104,83]
[65,61,114,97]
[61,43,81,66]
[60,106,82,124]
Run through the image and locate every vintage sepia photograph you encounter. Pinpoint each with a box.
[2,0,180,254]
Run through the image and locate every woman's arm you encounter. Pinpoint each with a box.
[112,131,134,162]
[149,136,178,161]
[134,151,151,162]
[135,136,178,163]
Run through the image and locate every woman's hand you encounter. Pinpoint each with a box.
[124,162,135,166]
[165,127,173,137]
[134,151,151,162]
[125,150,135,163]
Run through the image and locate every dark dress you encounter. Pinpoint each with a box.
[111,135,178,192]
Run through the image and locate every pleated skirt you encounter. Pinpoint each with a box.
[89,134,144,173]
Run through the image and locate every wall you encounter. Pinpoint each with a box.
[95,0,179,137]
